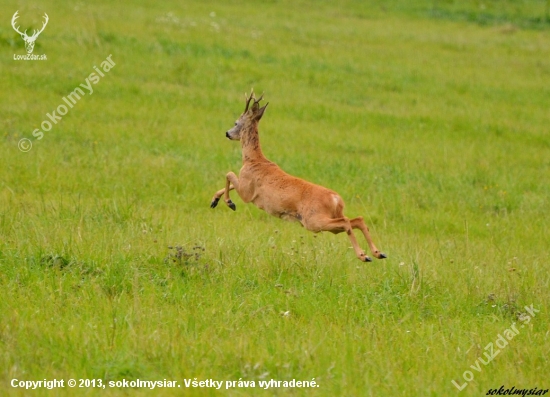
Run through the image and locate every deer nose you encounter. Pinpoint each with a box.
[225,131,230,139]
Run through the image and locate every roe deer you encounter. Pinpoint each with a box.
[210,91,386,262]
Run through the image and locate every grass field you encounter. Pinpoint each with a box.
[1,0,549,396]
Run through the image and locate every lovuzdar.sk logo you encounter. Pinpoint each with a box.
[11,10,48,60]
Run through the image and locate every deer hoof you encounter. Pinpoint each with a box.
[227,200,236,211]
[364,256,373,262]
[210,198,219,208]
[379,253,387,259]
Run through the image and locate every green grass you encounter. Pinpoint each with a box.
[1,0,549,396]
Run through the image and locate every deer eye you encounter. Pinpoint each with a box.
[234,122,238,126]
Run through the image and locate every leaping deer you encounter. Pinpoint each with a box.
[11,11,49,54]
[210,91,387,262]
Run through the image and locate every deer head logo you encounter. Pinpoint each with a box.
[11,11,49,54]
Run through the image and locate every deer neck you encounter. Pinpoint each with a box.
[241,122,266,163]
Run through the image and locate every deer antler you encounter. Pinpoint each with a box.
[11,11,26,37]
[31,13,49,39]
[11,11,48,39]
[244,90,255,112]
[253,94,264,106]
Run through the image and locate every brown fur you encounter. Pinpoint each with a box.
[210,91,386,262]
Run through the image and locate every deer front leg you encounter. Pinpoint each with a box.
[210,172,240,210]
[210,185,233,208]
[223,172,239,210]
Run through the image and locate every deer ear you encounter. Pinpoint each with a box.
[255,103,268,120]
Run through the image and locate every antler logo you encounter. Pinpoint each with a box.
[11,10,49,54]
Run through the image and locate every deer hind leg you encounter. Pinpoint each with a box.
[210,172,239,211]
[304,216,373,262]
[349,216,387,259]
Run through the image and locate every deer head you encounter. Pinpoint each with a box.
[226,90,268,140]
[11,11,49,54]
